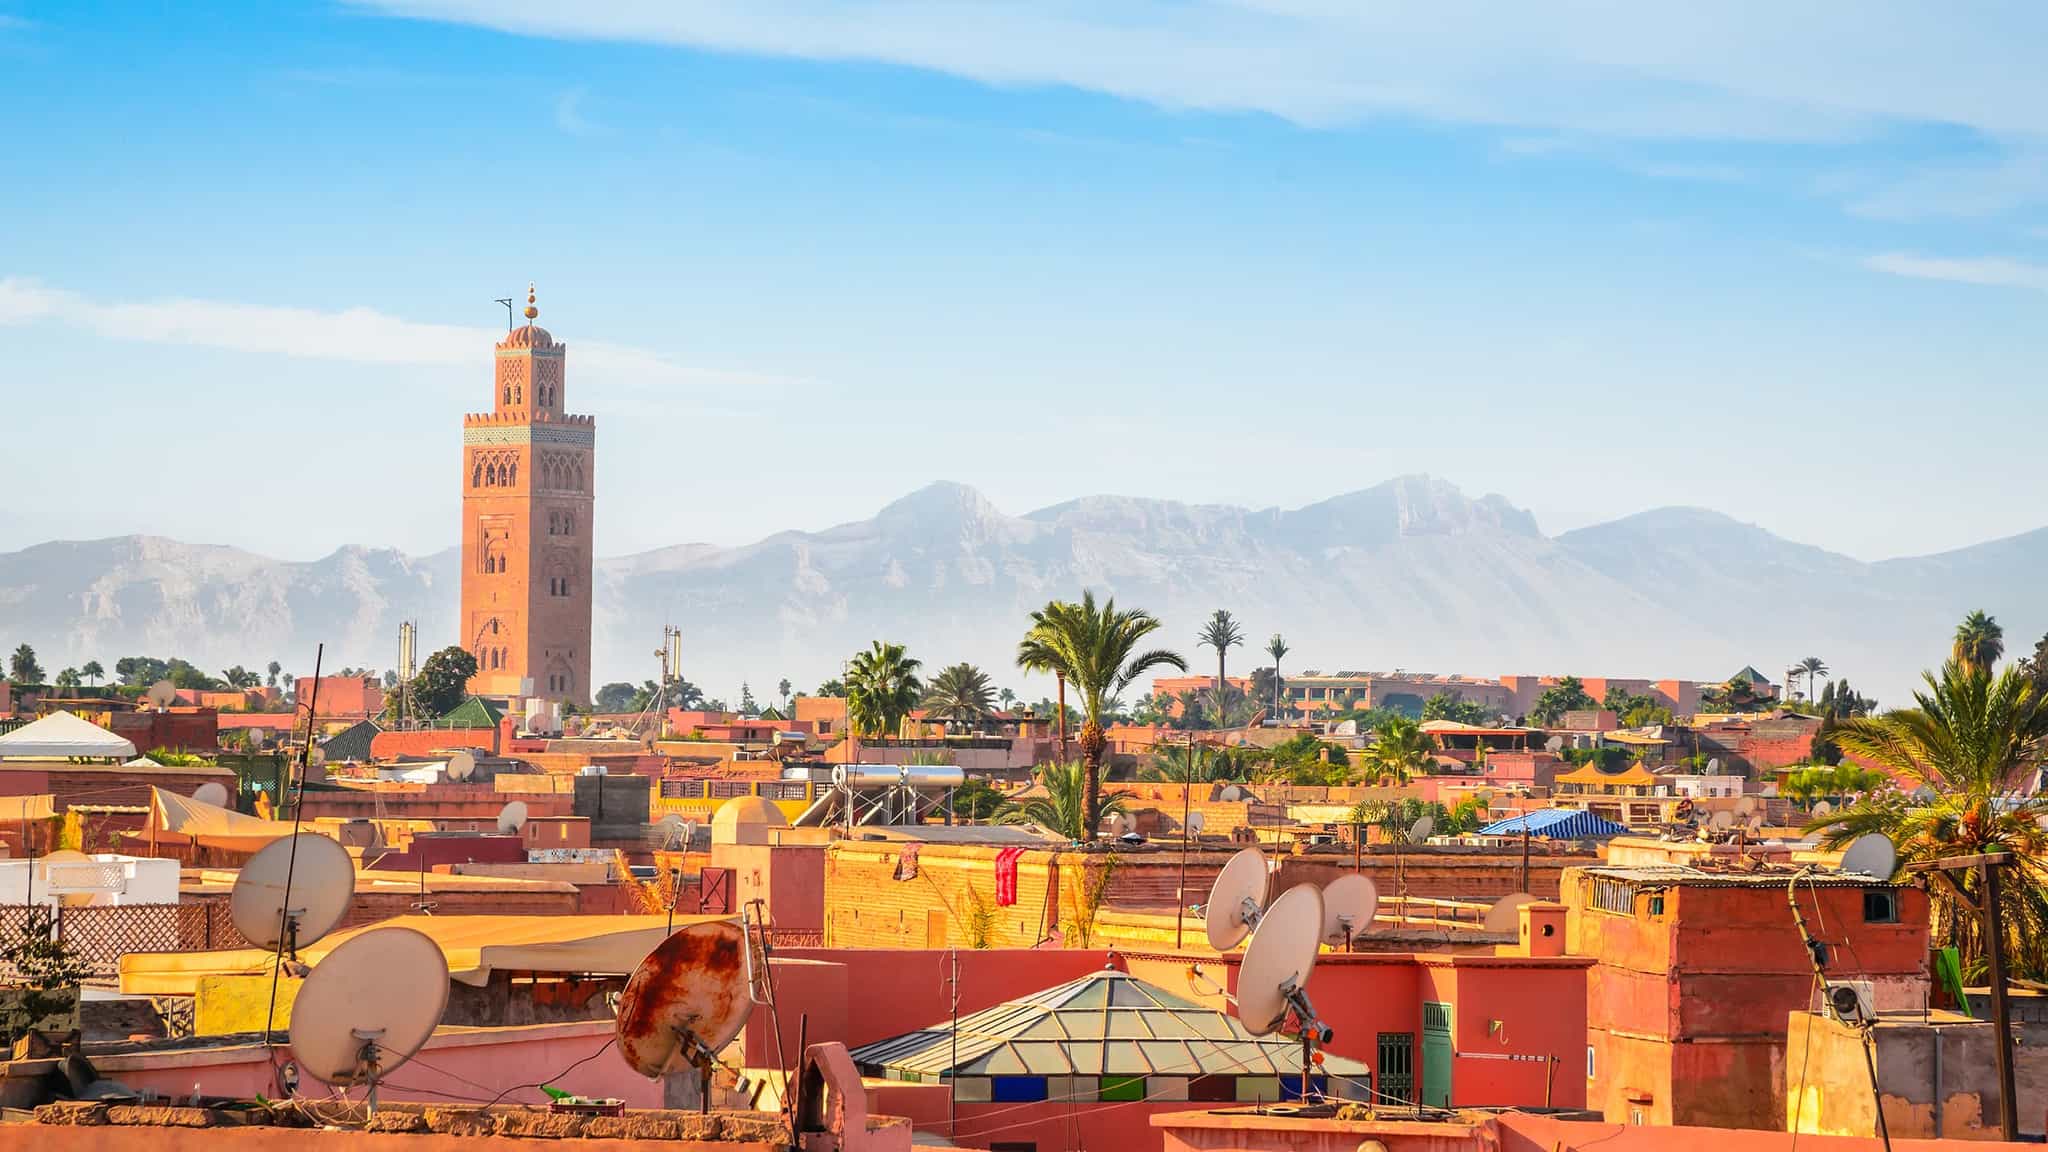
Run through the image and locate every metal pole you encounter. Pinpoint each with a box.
[1520,826,1531,893]
[1980,859,2019,1141]
[948,948,960,1134]
[1177,735,1192,951]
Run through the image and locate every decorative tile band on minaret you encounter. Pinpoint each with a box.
[459,284,595,706]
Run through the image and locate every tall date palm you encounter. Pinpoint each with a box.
[1198,610,1244,725]
[846,641,923,742]
[1018,592,1186,840]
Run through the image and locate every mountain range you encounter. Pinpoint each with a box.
[0,476,2039,707]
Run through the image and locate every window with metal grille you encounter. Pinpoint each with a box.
[1588,877,1637,916]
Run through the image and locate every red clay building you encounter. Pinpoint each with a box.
[460,287,595,706]
[1565,863,1928,1130]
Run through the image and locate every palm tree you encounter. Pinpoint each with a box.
[1361,716,1437,785]
[266,660,283,689]
[998,687,1017,712]
[845,641,923,742]
[1811,658,2048,977]
[1954,611,2005,675]
[53,667,80,692]
[1264,634,1289,717]
[777,678,793,710]
[1799,656,1829,703]
[1197,610,1244,725]
[81,660,103,687]
[1001,761,1130,842]
[1018,592,1187,840]
[923,663,997,732]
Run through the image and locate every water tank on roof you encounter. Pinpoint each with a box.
[711,795,788,845]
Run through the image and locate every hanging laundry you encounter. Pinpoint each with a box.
[994,846,1023,906]
[894,843,921,881]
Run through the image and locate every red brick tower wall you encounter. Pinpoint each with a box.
[460,291,594,706]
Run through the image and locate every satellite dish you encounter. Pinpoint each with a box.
[1812,800,1833,817]
[1745,812,1766,834]
[40,849,90,868]
[1544,735,1565,753]
[1710,810,1736,831]
[497,800,529,834]
[1187,811,1206,836]
[1219,785,1246,803]
[1735,795,1758,816]
[1408,815,1435,843]
[1840,833,1898,880]
[1101,812,1132,835]
[1911,785,1937,804]
[290,926,448,1092]
[1320,874,1379,945]
[446,751,476,783]
[1237,883,1324,1037]
[191,781,230,808]
[230,833,356,954]
[307,743,328,768]
[146,679,178,708]
[1204,848,1271,951]
[616,919,753,1078]
[1484,892,1537,933]
[1706,758,1722,776]
[656,813,689,850]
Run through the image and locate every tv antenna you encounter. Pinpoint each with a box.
[1319,873,1378,951]
[494,296,518,331]
[1203,847,1272,951]
[192,781,230,808]
[289,926,449,1116]
[231,832,355,961]
[616,919,754,1109]
[1238,883,1333,1101]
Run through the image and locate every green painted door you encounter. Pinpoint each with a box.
[1421,1001,1453,1107]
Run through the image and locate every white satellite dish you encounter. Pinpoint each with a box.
[1745,812,1766,834]
[1812,800,1833,817]
[1237,883,1325,1037]
[1204,847,1271,951]
[655,812,689,850]
[230,833,356,955]
[1320,874,1379,946]
[191,781,230,808]
[1219,785,1246,803]
[1187,811,1206,836]
[1735,795,1758,816]
[146,679,178,708]
[1408,815,1435,843]
[1840,833,1898,880]
[1101,812,1132,836]
[1911,786,1937,804]
[1483,892,1537,933]
[445,751,477,783]
[496,800,529,834]
[617,920,753,1078]
[290,926,448,1098]
[1710,810,1736,832]
[1544,735,1565,753]
[1706,757,1722,776]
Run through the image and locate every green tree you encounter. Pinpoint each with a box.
[80,660,104,687]
[1018,591,1186,840]
[1528,676,1595,726]
[1422,691,1488,725]
[740,682,758,715]
[1001,761,1129,842]
[1362,716,1436,784]
[846,641,923,741]
[777,678,793,710]
[953,778,1008,821]
[1197,610,1245,723]
[220,665,261,689]
[410,646,480,716]
[1953,610,2005,675]
[1797,656,1829,702]
[53,667,80,692]
[923,663,997,731]
[1701,674,1767,714]
[2020,632,2048,691]
[998,687,1017,712]
[8,644,44,686]
[266,660,283,688]
[595,682,639,712]
[815,678,846,698]
[1263,634,1289,716]
[1445,792,1493,835]
[1812,658,2048,978]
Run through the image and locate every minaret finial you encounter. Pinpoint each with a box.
[524,282,538,322]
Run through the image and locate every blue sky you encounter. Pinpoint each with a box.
[4,2,2047,562]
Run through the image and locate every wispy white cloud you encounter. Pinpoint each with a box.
[351,1,2048,143]
[553,86,607,136]
[1862,252,2048,290]
[0,276,802,392]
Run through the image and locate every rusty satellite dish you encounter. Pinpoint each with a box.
[1204,847,1271,951]
[290,926,448,1094]
[191,781,231,808]
[231,832,356,955]
[615,919,753,1079]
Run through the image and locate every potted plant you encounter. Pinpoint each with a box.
[1,909,89,1059]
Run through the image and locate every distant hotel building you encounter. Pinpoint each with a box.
[459,287,595,705]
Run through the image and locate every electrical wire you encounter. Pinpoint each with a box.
[469,1037,619,1111]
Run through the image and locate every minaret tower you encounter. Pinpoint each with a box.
[459,285,594,705]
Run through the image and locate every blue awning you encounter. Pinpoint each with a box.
[1477,808,1627,839]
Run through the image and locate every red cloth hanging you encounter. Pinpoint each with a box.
[994,846,1023,906]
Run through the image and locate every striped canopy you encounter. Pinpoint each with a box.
[1477,808,1627,839]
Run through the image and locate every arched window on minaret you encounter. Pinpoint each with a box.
[472,460,483,487]
[507,459,517,486]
